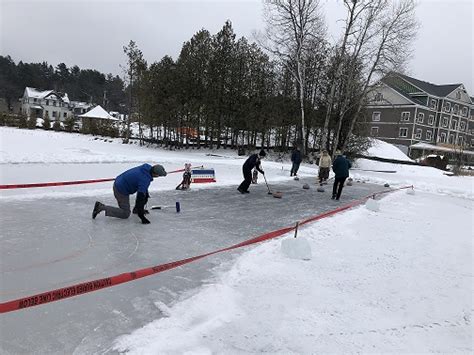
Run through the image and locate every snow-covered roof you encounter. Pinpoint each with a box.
[410,142,474,156]
[79,105,118,120]
[25,87,54,99]
[25,87,69,103]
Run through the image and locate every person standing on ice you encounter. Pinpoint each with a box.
[92,164,167,224]
[331,150,351,200]
[237,149,266,194]
[318,150,332,185]
[290,146,302,177]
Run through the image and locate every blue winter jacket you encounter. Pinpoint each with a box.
[332,155,352,178]
[114,164,154,195]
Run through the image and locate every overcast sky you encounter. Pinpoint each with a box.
[1,0,472,93]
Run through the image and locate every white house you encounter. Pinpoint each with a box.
[20,87,94,122]
[20,87,71,121]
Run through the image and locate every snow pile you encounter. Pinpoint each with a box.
[365,138,413,161]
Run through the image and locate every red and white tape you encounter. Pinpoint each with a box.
[0,166,203,190]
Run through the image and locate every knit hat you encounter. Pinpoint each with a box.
[152,164,167,177]
[334,150,342,156]
[259,149,266,157]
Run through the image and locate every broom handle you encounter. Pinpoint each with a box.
[263,173,272,193]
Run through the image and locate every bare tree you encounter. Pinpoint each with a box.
[340,0,418,152]
[261,0,326,155]
[320,0,366,154]
[320,0,417,155]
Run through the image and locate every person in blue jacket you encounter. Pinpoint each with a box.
[92,163,167,224]
[238,149,266,193]
[331,150,351,200]
[290,146,302,177]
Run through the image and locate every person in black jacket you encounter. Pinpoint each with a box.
[331,150,351,200]
[238,149,266,193]
[290,146,302,177]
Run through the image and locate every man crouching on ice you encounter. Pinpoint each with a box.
[92,163,167,224]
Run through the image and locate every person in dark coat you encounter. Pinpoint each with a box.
[238,149,266,193]
[290,146,302,177]
[331,150,351,200]
[92,163,167,224]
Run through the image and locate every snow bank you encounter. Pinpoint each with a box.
[364,138,412,161]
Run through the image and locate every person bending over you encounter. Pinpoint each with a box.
[238,149,266,194]
[92,163,167,224]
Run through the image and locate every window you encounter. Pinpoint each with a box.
[375,93,383,102]
[399,128,408,137]
[426,130,432,141]
[52,111,57,118]
[415,128,422,139]
[430,99,437,109]
[428,115,434,125]
[46,100,50,106]
[442,117,449,127]
[460,121,466,131]
[471,138,474,148]
[416,112,424,123]
[453,104,459,115]
[371,127,379,136]
[457,136,464,146]
[63,112,67,118]
[439,132,446,143]
[462,107,468,117]
[448,134,455,144]
[372,112,381,121]
[445,102,451,112]
[450,119,457,130]
[401,112,410,121]
[53,101,57,107]
[456,91,461,99]
[33,98,37,103]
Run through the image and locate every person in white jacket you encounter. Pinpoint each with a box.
[318,150,332,185]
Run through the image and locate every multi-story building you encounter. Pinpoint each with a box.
[20,87,94,121]
[364,73,474,162]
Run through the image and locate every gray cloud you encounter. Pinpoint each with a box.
[1,0,472,93]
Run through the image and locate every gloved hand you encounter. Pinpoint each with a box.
[133,207,149,215]
[140,215,151,224]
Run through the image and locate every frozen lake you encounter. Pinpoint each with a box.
[1,173,381,354]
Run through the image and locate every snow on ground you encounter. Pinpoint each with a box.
[1,127,473,353]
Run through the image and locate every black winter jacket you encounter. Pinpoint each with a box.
[243,154,264,173]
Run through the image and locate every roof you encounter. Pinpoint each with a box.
[79,105,118,120]
[397,73,461,97]
[25,87,69,102]
[25,87,54,99]
[382,73,462,99]
[410,142,474,156]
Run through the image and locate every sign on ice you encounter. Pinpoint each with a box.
[191,168,216,183]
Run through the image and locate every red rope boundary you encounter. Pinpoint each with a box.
[0,166,203,190]
[0,185,413,313]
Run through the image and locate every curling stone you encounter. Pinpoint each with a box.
[273,191,283,198]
